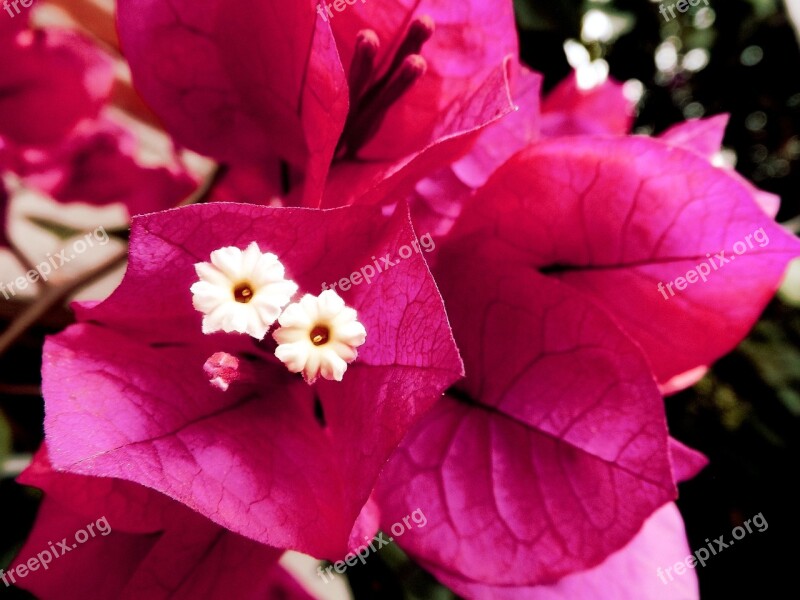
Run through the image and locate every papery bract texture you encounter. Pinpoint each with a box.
[659,115,781,218]
[429,503,699,600]
[376,245,675,586]
[407,63,542,236]
[117,0,345,173]
[12,449,313,600]
[43,202,462,558]
[117,0,517,205]
[669,437,708,483]
[448,136,800,383]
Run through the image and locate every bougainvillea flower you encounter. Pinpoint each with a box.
[446,136,800,384]
[273,290,367,383]
[191,242,298,338]
[42,202,462,558]
[373,129,791,594]
[117,0,517,205]
[10,448,315,600]
[375,243,677,588]
[650,114,785,392]
[540,71,635,137]
[15,118,196,216]
[0,27,113,147]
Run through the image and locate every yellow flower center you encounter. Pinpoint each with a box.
[233,282,254,304]
[310,325,330,346]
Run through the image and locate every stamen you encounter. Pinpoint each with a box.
[349,30,380,106]
[233,283,254,303]
[310,325,330,346]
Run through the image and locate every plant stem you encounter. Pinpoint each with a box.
[0,247,127,358]
[0,164,225,358]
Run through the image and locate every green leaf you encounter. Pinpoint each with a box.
[26,216,82,240]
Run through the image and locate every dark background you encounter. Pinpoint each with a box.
[518,1,800,597]
[524,1,800,597]
[2,0,799,598]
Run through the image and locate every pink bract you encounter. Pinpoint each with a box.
[116,0,517,205]
[12,449,313,600]
[376,245,676,586]
[0,28,113,147]
[17,118,197,216]
[448,136,800,383]
[42,202,463,558]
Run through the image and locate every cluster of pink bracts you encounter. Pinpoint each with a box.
[1,1,798,599]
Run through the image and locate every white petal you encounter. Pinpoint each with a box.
[273,325,307,345]
[272,290,367,383]
[277,303,313,329]
[192,243,296,338]
[210,246,245,280]
[334,321,367,347]
[194,262,231,287]
[275,341,311,373]
[319,349,348,381]
[331,306,358,327]
[303,350,322,383]
[298,294,320,321]
[318,289,346,319]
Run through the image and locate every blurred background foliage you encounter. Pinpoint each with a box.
[1,0,799,598]
[525,1,800,597]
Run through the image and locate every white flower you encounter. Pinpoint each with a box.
[273,290,367,383]
[190,242,298,339]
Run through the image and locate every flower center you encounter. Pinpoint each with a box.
[335,16,434,159]
[310,325,330,346]
[233,282,254,303]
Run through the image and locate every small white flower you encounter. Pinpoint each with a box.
[273,290,367,383]
[191,242,298,339]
